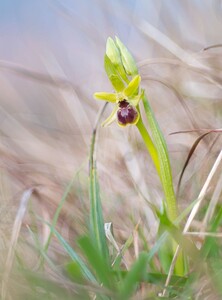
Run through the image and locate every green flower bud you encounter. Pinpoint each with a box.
[104,55,125,92]
[106,37,121,67]
[115,36,138,76]
[106,37,129,82]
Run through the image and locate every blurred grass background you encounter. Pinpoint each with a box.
[1,0,222,299]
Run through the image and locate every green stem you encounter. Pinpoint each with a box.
[136,117,178,221]
[136,117,160,176]
[140,94,178,222]
[136,113,184,276]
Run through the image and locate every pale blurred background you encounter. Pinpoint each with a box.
[1,0,222,284]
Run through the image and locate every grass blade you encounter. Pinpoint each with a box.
[89,104,110,265]
[118,252,148,299]
[78,235,114,291]
[46,224,97,284]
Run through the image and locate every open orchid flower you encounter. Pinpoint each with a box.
[93,37,143,127]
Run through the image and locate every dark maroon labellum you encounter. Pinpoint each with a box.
[117,100,138,126]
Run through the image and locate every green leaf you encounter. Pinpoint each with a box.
[201,206,222,259]
[89,118,110,265]
[66,261,85,283]
[142,92,177,222]
[115,36,138,76]
[112,233,134,271]
[44,172,77,252]
[78,236,114,290]
[141,92,185,275]
[157,221,174,273]
[113,270,188,286]
[23,269,84,300]
[158,211,199,259]
[118,252,148,299]
[48,225,97,283]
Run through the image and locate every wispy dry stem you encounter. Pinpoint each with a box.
[1,188,34,300]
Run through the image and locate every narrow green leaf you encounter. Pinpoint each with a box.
[78,236,114,290]
[113,270,188,286]
[118,252,148,299]
[146,196,202,268]
[66,262,85,283]
[157,222,174,273]
[201,206,222,259]
[142,92,177,222]
[112,233,134,270]
[89,115,110,266]
[158,211,199,259]
[142,92,185,275]
[48,225,97,284]
[44,171,78,252]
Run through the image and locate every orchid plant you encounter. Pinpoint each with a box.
[94,37,185,276]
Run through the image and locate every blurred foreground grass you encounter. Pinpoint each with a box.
[1,1,222,299]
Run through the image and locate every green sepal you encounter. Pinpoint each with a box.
[104,55,125,92]
[101,105,118,127]
[93,92,116,103]
[115,36,138,76]
[124,75,141,97]
[109,75,125,92]
[129,89,144,107]
[104,54,118,79]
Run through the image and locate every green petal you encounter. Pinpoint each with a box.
[129,90,144,107]
[101,105,118,127]
[93,92,116,103]
[109,75,125,92]
[123,75,141,97]
[115,37,138,76]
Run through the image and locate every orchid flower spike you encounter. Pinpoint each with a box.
[94,37,143,127]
